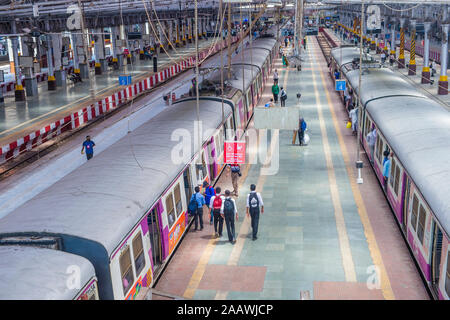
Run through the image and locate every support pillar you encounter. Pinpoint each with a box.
[110,26,120,70]
[398,19,405,69]
[52,33,65,86]
[182,19,187,45]
[408,21,417,75]
[10,27,26,100]
[422,22,431,84]
[438,24,449,95]
[46,34,56,90]
[390,26,396,61]
[188,18,192,43]
[175,20,180,48]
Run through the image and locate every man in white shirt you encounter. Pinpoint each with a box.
[366,127,377,164]
[220,190,239,244]
[246,184,264,241]
[273,69,279,84]
[209,187,225,238]
[349,106,358,135]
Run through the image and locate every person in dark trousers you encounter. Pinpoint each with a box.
[246,184,264,241]
[280,87,287,107]
[209,187,224,238]
[203,181,215,225]
[191,186,206,231]
[298,118,307,146]
[81,135,95,160]
[272,82,280,103]
[220,190,238,244]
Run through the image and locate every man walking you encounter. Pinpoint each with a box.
[209,187,224,238]
[273,69,279,84]
[221,190,238,244]
[246,184,264,241]
[229,163,241,196]
[298,117,307,146]
[81,135,96,160]
[280,87,287,107]
[272,82,280,103]
[203,181,215,225]
[191,186,206,231]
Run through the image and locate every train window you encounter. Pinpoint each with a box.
[376,136,383,164]
[411,194,419,232]
[417,204,427,244]
[389,158,396,188]
[132,232,145,276]
[165,193,176,229]
[174,183,183,216]
[446,252,450,297]
[119,246,134,295]
[394,163,401,196]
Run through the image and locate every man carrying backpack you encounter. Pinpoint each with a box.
[280,87,287,107]
[203,181,216,225]
[188,186,206,231]
[220,190,238,244]
[229,163,241,197]
[209,187,224,238]
[246,184,264,241]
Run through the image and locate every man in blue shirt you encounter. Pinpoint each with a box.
[203,181,215,225]
[81,135,96,160]
[383,152,392,190]
[191,186,206,231]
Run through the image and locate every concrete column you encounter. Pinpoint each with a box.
[175,20,180,47]
[422,22,431,84]
[438,24,449,95]
[188,18,192,43]
[398,19,406,69]
[70,32,80,76]
[168,21,174,50]
[46,34,56,90]
[11,36,25,100]
[390,25,396,59]
[182,19,187,45]
[52,33,65,86]
[139,24,145,60]
[408,20,417,75]
[158,23,164,53]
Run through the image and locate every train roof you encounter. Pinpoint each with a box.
[0,246,95,300]
[250,37,277,51]
[345,68,426,105]
[232,47,272,70]
[330,46,361,66]
[367,96,450,234]
[0,99,232,257]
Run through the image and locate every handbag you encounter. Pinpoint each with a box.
[346,121,352,129]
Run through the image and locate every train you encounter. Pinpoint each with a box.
[0,34,279,300]
[330,46,450,300]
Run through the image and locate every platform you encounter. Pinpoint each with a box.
[0,39,216,143]
[153,37,429,300]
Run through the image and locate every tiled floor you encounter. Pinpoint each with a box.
[153,36,430,300]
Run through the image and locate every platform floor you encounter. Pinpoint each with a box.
[0,39,214,142]
[329,29,450,107]
[153,36,429,300]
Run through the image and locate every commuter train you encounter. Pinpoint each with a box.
[330,46,450,300]
[0,35,278,300]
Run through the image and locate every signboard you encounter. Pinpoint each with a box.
[335,80,346,91]
[119,75,132,85]
[19,56,33,68]
[224,141,246,164]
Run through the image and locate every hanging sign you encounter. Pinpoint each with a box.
[224,141,246,164]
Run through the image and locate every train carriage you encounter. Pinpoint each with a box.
[330,45,450,300]
[0,246,99,300]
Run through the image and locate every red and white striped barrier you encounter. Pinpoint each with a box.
[0,37,239,163]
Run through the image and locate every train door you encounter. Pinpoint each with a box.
[431,223,443,295]
[206,138,216,182]
[147,207,162,275]
[183,166,193,205]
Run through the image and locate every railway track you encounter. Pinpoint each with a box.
[316,31,337,64]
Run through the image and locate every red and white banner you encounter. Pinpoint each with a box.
[224,141,246,164]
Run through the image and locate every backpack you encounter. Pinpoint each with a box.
[223,198,234,215]
[213,196,222,210]
[231,165,240,173]
[249,193,260,214]
[188,195,198,216]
